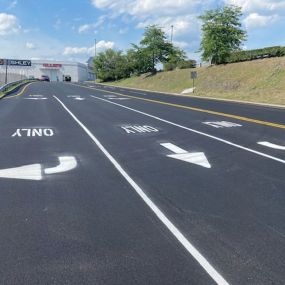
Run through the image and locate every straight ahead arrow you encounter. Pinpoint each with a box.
[161,143,211,168]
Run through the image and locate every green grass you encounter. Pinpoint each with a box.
[103,57,285,106]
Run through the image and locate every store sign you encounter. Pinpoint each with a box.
[43,63,62,68]
[8,59,31,66]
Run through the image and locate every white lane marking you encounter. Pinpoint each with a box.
[258,141,285,150]
[161,143,211,168]
[44,156,77,174]
[67,95,85,100]
[0,164,42,180]
[0,156,77,181]
[24,97,48,100]
[121,125,159,134]
[90,95,285,165]
[203,121,242,129]
[108,97,130,100]
[29,95,44,97]
[53,95,229,285]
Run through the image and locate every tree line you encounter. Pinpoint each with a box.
[94,5,252,81]
[94,25,195,82]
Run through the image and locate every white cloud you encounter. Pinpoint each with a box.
[91,0,209,37]
[91,0,205,17]
[26,42,36,49]
[0,13,20,36]
[63,40,115,55]
[78,16,105,33]
[225,0,285,13]
[244,13,279,28]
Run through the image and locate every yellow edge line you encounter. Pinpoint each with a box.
[3,82,35,99]
[73,83,285,129]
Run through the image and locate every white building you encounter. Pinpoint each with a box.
[0,59,95,84]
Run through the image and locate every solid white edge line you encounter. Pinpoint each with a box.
[90,95,285,165]
[53,95,230,285]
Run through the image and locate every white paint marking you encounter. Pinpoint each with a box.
[121,125,159,134]
[108,97,130,100]
[0,164,42,180]
[0,156,77,181]
[12,128,54,138]
[24,97,48,100]
[161,143,211,168]
[44,156,77,174]
[53,95,229,285]
[203,121,242,128]
[90,95,285,165]
[258,141,285,150]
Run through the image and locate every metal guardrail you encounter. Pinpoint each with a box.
[0,79,30,94]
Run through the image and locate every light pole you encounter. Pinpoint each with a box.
[170,25,174,43]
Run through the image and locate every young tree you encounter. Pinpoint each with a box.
[199,5,247,64]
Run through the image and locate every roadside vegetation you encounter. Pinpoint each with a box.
[94,4,285,105]
[94,25,192,82]
[104,57,285,106]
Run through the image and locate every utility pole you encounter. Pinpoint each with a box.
[170,25,174,43]
[94,39,97,58]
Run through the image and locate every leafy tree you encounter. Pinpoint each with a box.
[199,5,247,64]
[139,25,174,71]
[163,46,187,71]
[94,49,130,81]
[126,45,153,75]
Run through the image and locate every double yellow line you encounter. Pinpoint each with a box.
[76,84,285,130]
[3,82,35,99]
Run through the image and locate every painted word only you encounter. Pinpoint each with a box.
[12,128,54,137]
[203,121,242,128]
[121,125,159,134]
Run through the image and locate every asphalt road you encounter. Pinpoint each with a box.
[0,81,284,285]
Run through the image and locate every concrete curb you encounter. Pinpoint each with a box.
[96,83,285,110]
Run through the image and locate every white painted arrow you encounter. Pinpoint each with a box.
[161,143,211,168]
[0,163,42,180]
[258,141,285,150]
[0,156,77,181]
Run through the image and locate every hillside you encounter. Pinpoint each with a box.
[104,57,285,105]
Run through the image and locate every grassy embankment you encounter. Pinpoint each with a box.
[103,57,285,106]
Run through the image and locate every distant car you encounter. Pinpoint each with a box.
[39,75,50,82]
[64,75,71,82]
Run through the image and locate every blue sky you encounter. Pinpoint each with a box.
[0,0,285,63]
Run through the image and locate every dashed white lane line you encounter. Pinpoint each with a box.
[53,95,229,285]
[258,141,285,150]
[90,95,285,165]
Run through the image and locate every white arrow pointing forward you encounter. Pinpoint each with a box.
[161,143,211,168]
[0,156,77,181]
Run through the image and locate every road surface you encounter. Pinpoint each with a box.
[0,81,284,285]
